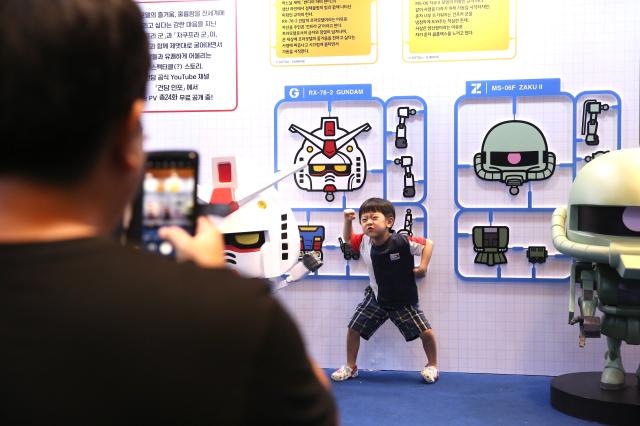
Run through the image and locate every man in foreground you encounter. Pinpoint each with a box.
[0,0,335,424]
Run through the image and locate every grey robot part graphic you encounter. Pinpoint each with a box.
[472,225,509,266]
[526,245,548,264]
[584,150,610,163]
[290,117,370,202]
[338,236,360,260]
[474,120,556,196]
[393,156,416,198]
[581,99,610,146]
[395,106,416,149]
[397,209,414,237]
[551,148,640,390]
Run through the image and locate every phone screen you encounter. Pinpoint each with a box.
[140,152,198,256]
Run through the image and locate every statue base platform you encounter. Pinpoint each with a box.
[550,372,640,425]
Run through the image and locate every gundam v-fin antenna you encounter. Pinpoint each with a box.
[335,123,372,148]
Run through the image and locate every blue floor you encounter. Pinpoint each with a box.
[326,369,601,425]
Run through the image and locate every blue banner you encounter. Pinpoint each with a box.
[465,79,562,97]
[284,84,373,101]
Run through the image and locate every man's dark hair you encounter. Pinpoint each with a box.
[0,0,150,184]
[358,198,396,221]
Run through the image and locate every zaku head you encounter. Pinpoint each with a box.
[552,149,640,279]
[474,120,556,195]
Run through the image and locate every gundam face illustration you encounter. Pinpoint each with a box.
[474,120,556,195]
[204,158,321,282]
[289,117,370,202]
[551,148,640,389]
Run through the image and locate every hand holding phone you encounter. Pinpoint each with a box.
[134,151,198,256]
[158,216,225,268]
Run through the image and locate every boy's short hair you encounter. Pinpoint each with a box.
[0,0,150,185]
[358,198,395,220]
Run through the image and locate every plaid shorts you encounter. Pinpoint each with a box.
[348,286,431,342]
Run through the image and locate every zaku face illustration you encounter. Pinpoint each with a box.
[474,120,556,195]
[204,157,321,282]
[289,117,370,202]
[551,148,640,390]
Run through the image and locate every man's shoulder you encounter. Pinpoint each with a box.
[23,237,273,303]
[118,243,271,298]
[85,240,276,325]
[1,237,276,325]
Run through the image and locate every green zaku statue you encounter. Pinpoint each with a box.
[552,148,640,389]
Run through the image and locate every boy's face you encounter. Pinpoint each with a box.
[359,210,394,239]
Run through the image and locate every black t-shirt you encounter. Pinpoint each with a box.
[370,233,419,308]
[0,238,336,425]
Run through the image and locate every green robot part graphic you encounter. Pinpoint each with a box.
[474,120,556,195]
[551,148,640,390]
[472,226,509,266]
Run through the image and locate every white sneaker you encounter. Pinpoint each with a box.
[421,365,439,384]
[331,365,358,381]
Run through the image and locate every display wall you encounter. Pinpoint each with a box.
[138,0,640,375]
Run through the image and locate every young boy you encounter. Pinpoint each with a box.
[331,198,438,383]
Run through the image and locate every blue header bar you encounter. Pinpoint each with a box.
[284,84,372,101]
[465,78,561,97]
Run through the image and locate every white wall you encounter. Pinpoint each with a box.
[142,0,640,375]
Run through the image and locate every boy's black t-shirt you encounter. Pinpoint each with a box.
[351,232,426,309]
[0,238,336,426]
[370,233,419,308]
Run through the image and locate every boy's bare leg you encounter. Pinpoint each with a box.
[346,327,361,368]
[419,329,437,367]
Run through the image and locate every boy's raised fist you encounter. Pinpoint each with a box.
[344,209,356,222]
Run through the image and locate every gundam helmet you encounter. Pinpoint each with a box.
[290,117,369,202]
[474,120,556,195]
[217,187,300,279]
[204,157,302,279]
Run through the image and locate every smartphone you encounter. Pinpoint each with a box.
[131,151,199,256]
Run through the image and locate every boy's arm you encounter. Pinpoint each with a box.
[344,209,364,255]
[343,208,356,240]
[412,237,433,277]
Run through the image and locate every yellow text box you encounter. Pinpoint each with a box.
[409,0,510,53]
[275,0,373,58]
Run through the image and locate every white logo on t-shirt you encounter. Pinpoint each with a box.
[390,253,400,261]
